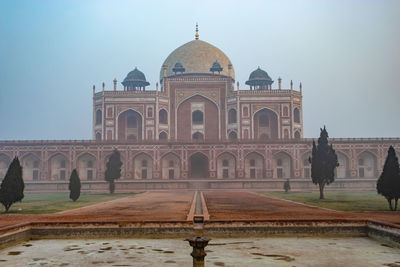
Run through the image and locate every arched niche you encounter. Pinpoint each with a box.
[228,108,237,124]
[217,152,236,179]
[77,153,96,181]
[244,152,265,179]
[273,151,292,179]
[159,109,168,124]
[161,153,180,179]
[189,152,209,178]
[49,153,69,181]
[21,153,41,181]
[357,151,378,178]
[335,151,350,179]
[254,108,278,139]
[118,109,142,141]
[133,153,153,179]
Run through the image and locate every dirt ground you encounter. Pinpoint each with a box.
[0,191,194,228]
[1,190,399,230]
[203,191,400,225]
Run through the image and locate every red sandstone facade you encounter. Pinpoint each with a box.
[0,33,398,191]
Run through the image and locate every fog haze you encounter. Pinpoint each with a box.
[0,0,399,140]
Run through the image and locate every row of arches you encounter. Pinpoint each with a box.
[0,150,379,181]
[95,105,301,141]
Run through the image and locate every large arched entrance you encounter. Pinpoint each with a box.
[189,153,209,178]
[117,109,142,141]
[254,108,279,139]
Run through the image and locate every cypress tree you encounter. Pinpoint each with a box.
[0,157,25,212]
[105,149,122,194]
[69,169,81,202]
[377,146,400,211]
[309,126,339,199]
[283,179,291,193]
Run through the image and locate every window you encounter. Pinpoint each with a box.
[229,131,237,140]
[222,159,229,167]
[294,108,300,123]
[142,159,147,167]
[192,110,203,124]
[259,114,269,127]
[34,161,39,168]
[304,168,310,178]
[127,116,137,128]
[223,169,229,178]
[159,109,168,124]
[87,160,93,168]
[277,168,283,178]
[141,169,147,179]
[294,131,301,139]
[358,158,364,165]
[60,160,66,168]
[250,159,256,167]
[169,160,174,167]
[303,159,309,166]
[228,109,237,123]
[107,107,113,117]
[96,110,102,125]
[260,133,269,140]
[359,168,364,178]
[193,132,204,140]
[243,106,249,117]
[159,132,167,140]
[283,106,289,117]
[250,169,256,178]
[277,159,282,166]
[147,107,153,118]
[168,170,174,179]
[87,170,93,180]
[33,170,39,181]
[60,170,66,180]
[96,132,102,140]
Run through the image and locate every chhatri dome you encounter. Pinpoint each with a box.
[160,24,235,81]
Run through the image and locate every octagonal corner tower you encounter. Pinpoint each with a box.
[159,39,235,81]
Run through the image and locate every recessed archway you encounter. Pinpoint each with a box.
[189,153,209,178]
[118,109,142,141]
[254,108,279,139]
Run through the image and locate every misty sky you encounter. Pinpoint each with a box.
[0,0,399,140]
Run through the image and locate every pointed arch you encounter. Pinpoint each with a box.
[133,152,153,179]
[228,108,237,124]
[335,151,350,179]
[21,153,41,181]
[244,151,265,179]
[273,151,293,179]
[177,94,219,141]
[77,152,97,181]
[48,153,69,181]
[117,108,143,141]
[159,109,168,124]
[217,152,236,179]
[357,150,378,178]
[189,152,209,178]
[160,152,181,179]
[253,108,279,139]
[159,131,168,140]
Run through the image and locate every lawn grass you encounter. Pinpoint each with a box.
[263,190,392,212]
[1,192,139,214]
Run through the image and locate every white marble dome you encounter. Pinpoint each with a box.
[160,39,235,81]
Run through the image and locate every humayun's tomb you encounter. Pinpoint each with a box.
[0,27,399,192]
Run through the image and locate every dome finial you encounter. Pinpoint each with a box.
[195,23,199,40]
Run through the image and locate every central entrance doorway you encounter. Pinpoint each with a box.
[189,153,209,178]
